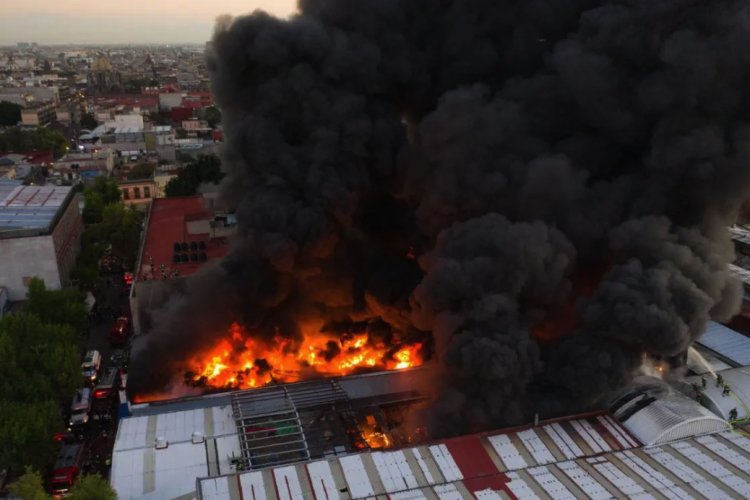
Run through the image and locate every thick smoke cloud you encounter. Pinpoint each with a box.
[130,0,750,437]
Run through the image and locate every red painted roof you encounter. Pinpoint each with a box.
[138,196,229,280]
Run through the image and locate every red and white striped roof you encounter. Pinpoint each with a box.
[198,412,645,499]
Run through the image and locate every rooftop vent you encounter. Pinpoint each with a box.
[155,436,168,450]
[192,431,205,444]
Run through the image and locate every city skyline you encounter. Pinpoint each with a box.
[0,0,297,45]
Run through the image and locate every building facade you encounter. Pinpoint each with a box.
[0,182,83,300]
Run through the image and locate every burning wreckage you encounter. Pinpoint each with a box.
[130,0,750,448]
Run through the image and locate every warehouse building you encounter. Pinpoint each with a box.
[0,180,83,300]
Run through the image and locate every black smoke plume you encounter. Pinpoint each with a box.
[130,0,750,437]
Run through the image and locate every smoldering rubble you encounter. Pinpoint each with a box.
[130,0,750,437]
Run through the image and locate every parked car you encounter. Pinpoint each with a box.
[49,443,84,497]
[93,367,121,400]
[110,316,131,345]
[81,350,101,384]
[69,388,92,430]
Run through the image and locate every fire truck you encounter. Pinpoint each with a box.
[49,443,84,497]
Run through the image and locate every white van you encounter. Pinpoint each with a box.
[81,350,101,384]
[69,388,92,429]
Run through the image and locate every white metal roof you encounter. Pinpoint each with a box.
[686,367,750,421]
[696,321,750,367]
[612,387,729,447]
[197,427,750,500]
[730,226,750,247]
[111,404,241,500]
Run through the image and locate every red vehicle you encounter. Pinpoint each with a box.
[49,443,83,497]
[110,316,131,345]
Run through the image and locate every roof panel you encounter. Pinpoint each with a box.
[697,321,750,366]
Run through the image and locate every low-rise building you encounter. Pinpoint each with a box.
[21,102,56,127]
[0,181,83,300]
[119,178,156,207]
[53,150,115,181]
[129,195,235,334]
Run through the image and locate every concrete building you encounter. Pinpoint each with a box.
[119,178,156,207]
[53,150,115,181]
[144,126,175,151]
[129,195,235,334]
[21,102,56,127]
[0,181,83,300]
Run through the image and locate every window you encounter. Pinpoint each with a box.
[134,187,141,199]
[144,186,151,198]
[122,188,129,200]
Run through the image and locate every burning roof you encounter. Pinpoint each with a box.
[131,0,750,438]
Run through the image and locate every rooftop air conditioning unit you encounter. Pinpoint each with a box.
[192,432,205,444]
[155,436,168,449]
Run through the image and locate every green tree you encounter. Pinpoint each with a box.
[80,112,98,130]
[98,203,144,267]
[203,106,221,128]
[25,278,88,335]
[67,474,117,500]
[82,176,121,224]
[165,154,224,197]
[127,162,155,180]
[8,467,51,500]
[0,312,80,402]
[0,127,68,158]
[0,101,22,127]
[0,401,61,473]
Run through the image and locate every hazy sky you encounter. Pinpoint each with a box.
[0,0,298,45]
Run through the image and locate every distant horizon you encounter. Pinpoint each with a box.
[0,1,297,45]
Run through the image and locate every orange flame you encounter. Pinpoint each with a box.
[189,322,423,390]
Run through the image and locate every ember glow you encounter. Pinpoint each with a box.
[188,322,423,389]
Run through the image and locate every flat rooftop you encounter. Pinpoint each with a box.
[113,368,429,500]
[138,196,229,280]
[0,180,73,237]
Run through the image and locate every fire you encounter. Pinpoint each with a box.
[189,322,424,390]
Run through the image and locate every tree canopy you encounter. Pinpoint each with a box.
[0,279,86,472]
[74,179,144,287]
[0,101,22,127]
[25,278,87,335]
[203,106,221,128]
[165,154,224,197]
[127,163,155,180]
[82,176,121,224]
[9,470,118,500]
[8,467,50,500]
[0,127,68,158]
[67,474,117,500]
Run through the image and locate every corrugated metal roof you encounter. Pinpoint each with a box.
[0,180,72,233]
[110,405,241,500]
[197,413,750,500]
[697,321,750,367]
[611,384,729,446]
[685,367,750,421]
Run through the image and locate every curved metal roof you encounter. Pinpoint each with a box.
[610,378,730,447]
[686,367,750,421]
